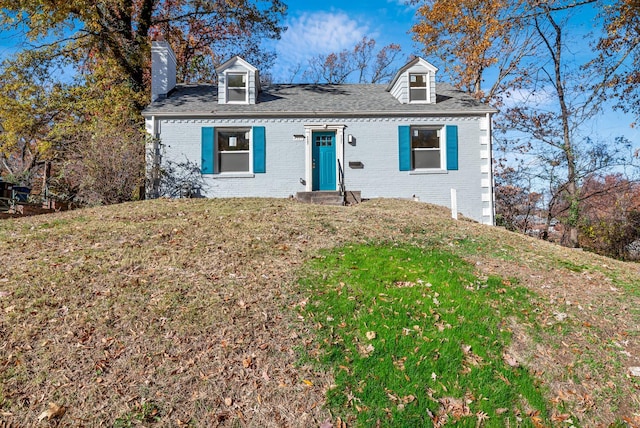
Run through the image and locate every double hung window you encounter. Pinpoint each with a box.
[218,129,250,172]
[227,73,247,102]
[202,126,265,175]
[411,127,442,169]
[409,73,428,102]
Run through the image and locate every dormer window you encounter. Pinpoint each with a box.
[216,56,259,104]
[409,73,428,102]
[227,72,248,102]
[387,58,437,104]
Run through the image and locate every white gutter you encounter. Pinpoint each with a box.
[141,109,498,119]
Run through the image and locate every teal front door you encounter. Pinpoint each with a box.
[312,131,336,191]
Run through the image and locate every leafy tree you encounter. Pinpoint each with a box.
[0,0,287,204]
[578,175,640,259]
[0,0,287,93]
[494,165,543,233]
[411,0,535,100]
[412,0,640,248]
[594,0,640,121]
[0,49,69,187]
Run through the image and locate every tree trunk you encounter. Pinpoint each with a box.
[539,9,580,248]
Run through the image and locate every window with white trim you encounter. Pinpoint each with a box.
[409,73,428,102]
[411,126,442,169]
[217,128,250,172]
[227,73,247,102]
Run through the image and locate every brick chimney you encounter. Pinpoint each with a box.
[151,40,176,102]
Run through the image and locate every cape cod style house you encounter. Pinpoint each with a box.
[143,41,496,225]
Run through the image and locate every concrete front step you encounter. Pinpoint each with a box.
[296,191,344,206]
[296,191,362,206]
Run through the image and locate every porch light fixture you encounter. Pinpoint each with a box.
[347,134,354,144]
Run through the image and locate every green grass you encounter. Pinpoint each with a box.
[299,243,549,427]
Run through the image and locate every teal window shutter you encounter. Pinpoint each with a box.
[201,127,215,174]
[253,126,266,173]
[446,125,458,171]
[398,126,411,171]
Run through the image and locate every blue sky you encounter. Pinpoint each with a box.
[269,0,418,82]
[273,0,639,145]
[0,1,638,144]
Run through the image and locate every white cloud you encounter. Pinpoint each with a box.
[272,11,369,82]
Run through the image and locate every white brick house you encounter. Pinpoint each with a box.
[143,41,496,224]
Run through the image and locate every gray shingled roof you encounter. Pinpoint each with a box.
[142,82,496,117]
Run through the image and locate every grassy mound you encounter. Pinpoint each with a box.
[0,198,637,427]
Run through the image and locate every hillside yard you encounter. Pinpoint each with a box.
[0,198,639,427]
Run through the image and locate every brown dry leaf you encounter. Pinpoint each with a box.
[393,356,407,371]
[357,343,375,358]
[302,379,313,386]
[319,419,333,428]
[551,413,572,422]
[365,331,376,340]
[334,416,347,428]
[37,402,66,422]
[531,415,545,428]
[242,356,252,368]
[502,352,519,367]
[495,408,509,415]
[402,394,415,404]
[224,397,233,406]
[476,411,489,425]
[438,397,471,419]
[395,281,416,288]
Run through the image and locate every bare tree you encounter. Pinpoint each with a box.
[301,36,403,84]
[414,0,640,248]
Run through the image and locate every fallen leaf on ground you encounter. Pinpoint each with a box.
[319,419,332,428]
[37,402,66,422]
[503,352,519,367]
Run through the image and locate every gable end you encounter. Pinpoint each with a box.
[387,57,438,105]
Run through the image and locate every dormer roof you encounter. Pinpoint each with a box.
[216,56,259,75]
[386,57,438,104]
[216,56,260,104]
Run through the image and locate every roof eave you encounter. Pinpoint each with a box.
[142,109,497,118]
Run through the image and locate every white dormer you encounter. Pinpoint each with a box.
[216,56,260,105]
[386,57,438,104]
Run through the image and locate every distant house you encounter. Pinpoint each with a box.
[143,41,496,225]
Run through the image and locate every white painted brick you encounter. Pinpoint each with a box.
[153,116,492,223]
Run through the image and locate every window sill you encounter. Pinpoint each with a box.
[409,169,448,175]
[209,173,255,179]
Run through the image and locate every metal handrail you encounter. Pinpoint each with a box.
[337,159,346,198]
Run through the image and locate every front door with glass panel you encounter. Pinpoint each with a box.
[312,131,336,191]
